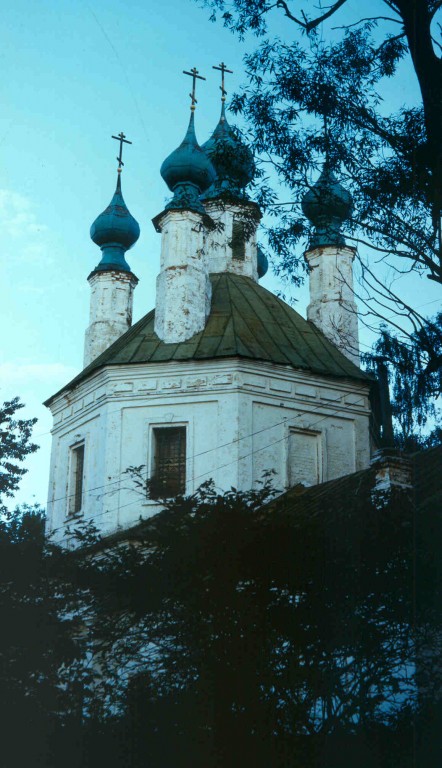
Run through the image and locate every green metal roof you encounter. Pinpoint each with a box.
[48,273,370,403]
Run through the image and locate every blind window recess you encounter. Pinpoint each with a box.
[231,219,246,261]
[68,443,85,516]
[288,429,322,488]
[150,427,186,500]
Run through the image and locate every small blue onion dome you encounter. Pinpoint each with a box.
[90,172,140,272]
[201,104,255,199]
[160,112,216,214]
[257,245,268,278]
[301,164,353,248]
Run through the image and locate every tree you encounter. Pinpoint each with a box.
[363,312,442,447]
[0,506,102,767]
[0,503,149,768]
[67,472,434,768]
[1,466,440,767]
[198,0,442,390]
[0,398,38,514]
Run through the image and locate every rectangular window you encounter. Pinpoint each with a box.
[288,429,322,488]
[151,427,186,499]
[231,219,246,261]
[69,443,85,515]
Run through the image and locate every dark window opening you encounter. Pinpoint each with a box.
[71,444,85,515]
[151,427,186,499]
[231,219,246,261]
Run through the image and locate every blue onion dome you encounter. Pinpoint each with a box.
[201,104,255,199]
[257,245,268,278]
[301,164,353,248]
[90,172,140,272]
[160,111,216,214]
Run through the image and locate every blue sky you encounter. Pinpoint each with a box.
[1,0,440,509]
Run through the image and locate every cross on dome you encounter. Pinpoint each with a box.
[183,67,206,111]
[201,62,254,199]
[159,68,215,214]
[112,131,132,171]
[89,132,140,273]
[213,62,233,103]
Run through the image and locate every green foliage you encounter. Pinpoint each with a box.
[2,468,440,766]
[198,0,442,436]
[81,472,440,766]
[0,505,101,766]
[363,313,442,446]
[231,25,439,283]
[199,3,442,328]
[0,398,38,514]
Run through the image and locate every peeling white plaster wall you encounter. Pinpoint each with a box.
[46,359,371,545]
[305,245,360,366]
[84,270,138,367]
[154,210,211,343]
[204,201,259,280]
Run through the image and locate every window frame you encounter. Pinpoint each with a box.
[67,441,86,517]
[149,425,187,500]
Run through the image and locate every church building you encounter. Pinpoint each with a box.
[45,69,373,544]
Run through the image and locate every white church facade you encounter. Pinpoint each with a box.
[45,76,373,544]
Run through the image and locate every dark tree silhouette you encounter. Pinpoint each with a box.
[2,459,440,767]
[0,398,38,514]
[197,0,442,406]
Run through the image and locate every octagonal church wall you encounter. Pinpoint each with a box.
[46,359,371,545]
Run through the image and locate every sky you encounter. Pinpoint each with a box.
[1,0,440,509]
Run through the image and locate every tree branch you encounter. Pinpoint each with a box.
[431,34,442,55]
[276,0,348,32]
[383,0,402,14]
[373,31,407,58]
[275,0,304,26]
[429,0,442,21]
[332,16,403,30]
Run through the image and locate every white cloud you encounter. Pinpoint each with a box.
[0,189,56,269]
[0,189,48,239]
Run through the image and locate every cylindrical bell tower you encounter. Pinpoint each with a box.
[84,165,140,367]
[302,165,359,366]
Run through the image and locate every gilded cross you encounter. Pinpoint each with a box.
[213,62,233,102]
[183,67,206,110]
[112,132,132,170]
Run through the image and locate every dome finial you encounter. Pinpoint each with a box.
[213,61,233,104]
[90,133,140,272]
[183,66,206,112]
[160,69,216,213]
[301,160,353,248]
[201,63,254,200]
[112,131,132,170]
